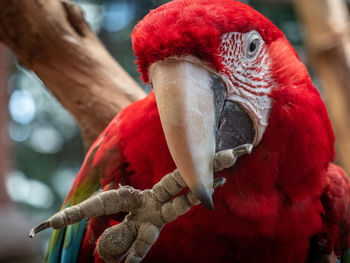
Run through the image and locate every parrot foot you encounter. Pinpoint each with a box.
[29,144,252,263]
[96,175,226,263]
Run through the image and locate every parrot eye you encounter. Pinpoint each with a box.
[246,32,261,58]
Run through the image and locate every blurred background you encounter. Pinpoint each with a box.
[0,0,349,262]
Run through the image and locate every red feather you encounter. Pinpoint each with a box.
[132,0,283,83]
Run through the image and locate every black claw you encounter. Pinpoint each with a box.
[213,177,226,188]
[232,144,253,158]
[28,221,50,238]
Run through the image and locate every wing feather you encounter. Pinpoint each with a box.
[45,118,123,263]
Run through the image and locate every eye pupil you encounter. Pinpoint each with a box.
[249,39,257,53]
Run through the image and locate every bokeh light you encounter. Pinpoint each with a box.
[102,1,136,32]
[9,90,36,125]
[8,121,31,142]
[29,126,64,154]
[6,170,54,208]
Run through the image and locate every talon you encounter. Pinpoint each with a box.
[29,221,51,238]
[213,177,226,188]
[29,186,143,238]
[213,144,253,172]
[232,144,253,157]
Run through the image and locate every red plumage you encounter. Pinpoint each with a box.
[77,87,349,262]
[132,0,282,83]
[61,0,350,262]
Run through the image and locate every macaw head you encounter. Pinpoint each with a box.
[131,0,334,209]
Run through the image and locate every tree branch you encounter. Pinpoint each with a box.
[0,0,146,147]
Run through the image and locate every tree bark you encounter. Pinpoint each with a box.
[294,0,350,175]
[0,0,146,148]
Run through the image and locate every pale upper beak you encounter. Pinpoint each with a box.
[150,58,255,210]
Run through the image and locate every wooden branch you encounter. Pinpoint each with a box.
[294,0,350,174]
[0,0,146,147]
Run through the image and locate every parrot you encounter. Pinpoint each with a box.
[44,0,350,262]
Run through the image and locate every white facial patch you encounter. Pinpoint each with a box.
[218,30,274,146]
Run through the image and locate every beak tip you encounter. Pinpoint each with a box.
[197,190,215,210]
[203,200,215,210]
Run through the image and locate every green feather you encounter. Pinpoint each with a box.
[45,169,100,263]
[342,249,350,263]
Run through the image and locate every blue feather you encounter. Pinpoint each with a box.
[46,230,65,263]
[60,220,87,263]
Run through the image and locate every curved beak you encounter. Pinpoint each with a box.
[150,59,218,209]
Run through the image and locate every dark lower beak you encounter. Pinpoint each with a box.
[150,58,254,210]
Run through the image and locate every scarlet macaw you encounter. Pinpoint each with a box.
[45,0,350,262]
